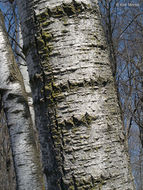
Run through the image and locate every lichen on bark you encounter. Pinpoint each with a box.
[17,0,135,189]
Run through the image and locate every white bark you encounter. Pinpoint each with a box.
[0,11,45,190]
[17,0,135,189]
[18,26,35,126]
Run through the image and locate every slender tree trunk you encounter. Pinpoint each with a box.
[0,11,45,190]
[18,25,35,126]
[17,0,135,189]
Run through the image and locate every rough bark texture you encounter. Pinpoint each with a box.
[0,11,45,190]
[17,0,135,189]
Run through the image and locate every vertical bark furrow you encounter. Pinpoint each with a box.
[17,0,135,189]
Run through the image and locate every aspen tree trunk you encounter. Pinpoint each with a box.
[0,11,45,190]
[17,0,135,189]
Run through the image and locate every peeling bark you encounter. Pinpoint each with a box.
[17,0,135,189]
[0,11,45,190]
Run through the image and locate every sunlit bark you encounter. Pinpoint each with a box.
[0,11,44,190]
[17,0,135,189]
